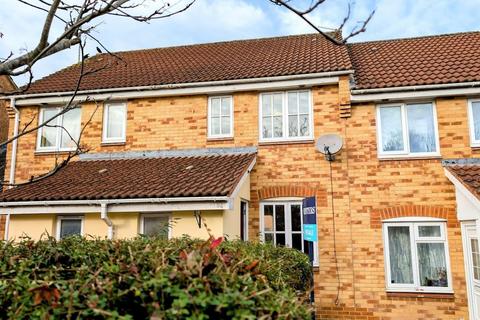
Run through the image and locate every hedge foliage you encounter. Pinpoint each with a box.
[0,236,313,319]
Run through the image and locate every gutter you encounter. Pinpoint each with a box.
[0,196,231,207]
[100,202,113,240]
[1,70,354,101]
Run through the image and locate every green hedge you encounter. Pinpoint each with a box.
[0,236,313,319]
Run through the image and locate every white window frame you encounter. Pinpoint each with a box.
[376,102,440,159]
[260,200,319,266]
[140,213,171,239]
[467,98,480,147]
[258,90,314,143]
[207,96,234,139]
[36,107,82,152]
[382,218,453,293]
[56,215,84,240]
[240,199,249,241]
[102,102,127,144]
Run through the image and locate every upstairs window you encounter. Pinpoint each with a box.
[259,90,313,142]
[383,220,452,293]
[376,103,439,158]
[103,102,127,143]
[468,99,480,147]
[37,107,81,152]
[208,96,233,139]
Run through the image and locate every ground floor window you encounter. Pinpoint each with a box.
[383,220,452,293]
[56,216,84,239]
[140,214,170,239]
[260,201,318,264]
[240,200,249,241]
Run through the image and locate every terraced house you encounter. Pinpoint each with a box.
[1,31,480,319]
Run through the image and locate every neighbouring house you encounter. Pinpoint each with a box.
[1,31,480,319]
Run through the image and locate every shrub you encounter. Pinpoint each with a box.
[0,236,312,319]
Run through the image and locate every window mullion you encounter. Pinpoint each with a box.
[56,108,63,151]
[402,104,410,154]
[285,204,292,248]
[410,223,420,288]
[282,93,287,138]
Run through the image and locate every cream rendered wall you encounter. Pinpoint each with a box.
[8,214,55,240]
[223,175,250,240]
[83,212,139,239]
[170,210,223,239]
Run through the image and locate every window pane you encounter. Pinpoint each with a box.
[472,102,480,141]
[292,233,303,251]
[407,103,437,153]
[276,233,285,246]
[417,243,448,287]
[264,233,273,244]
[291,204,301,231]
[61,108,81,148]
[304,240,313,257]
[262,117,272,138]
[143,216,169,239]
[299,114,309,136]
[418,225,441,237]
[287,92,298,114]
[221,98,230,116]
[211,98,221,116]
[264,205,273,231]
[273,94,283,116]
[471,239,480,280]
[262,95,272,116]
[379,106,404,152]
[60,219,82,239]
[388,226,414,284]
[106,104,125,139]
[211,117,220,135]
[221,116,230,135]
[40,109,59,148]
[288,115,298,137]
[298,92,309,114]
[275,205,285,231]
[273,116,282,138]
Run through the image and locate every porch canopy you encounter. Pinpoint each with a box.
[0,147,256,215]
[444,159,480,221]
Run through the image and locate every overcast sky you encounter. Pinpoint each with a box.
[1,0,479,85]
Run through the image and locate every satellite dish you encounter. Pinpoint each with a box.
[316,134,343,161]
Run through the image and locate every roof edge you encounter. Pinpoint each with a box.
[79,146,258,161]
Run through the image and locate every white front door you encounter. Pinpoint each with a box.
[463,223,480,320]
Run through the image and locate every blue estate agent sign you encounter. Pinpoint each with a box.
[302,196,318,242]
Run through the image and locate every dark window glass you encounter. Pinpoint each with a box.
[60,219,82,239]
[275,205,285,231]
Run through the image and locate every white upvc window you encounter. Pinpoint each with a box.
[56,216,84,240]
[260,200,318,265]
[383,219,452,293]
[140,214,170,239]
[208,96,233,139]
[102,102,127,143]
[37,107,82,152]
[259,90,313,142]
[376,102,440,158]
[468,99,480,147]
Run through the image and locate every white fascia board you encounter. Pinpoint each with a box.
[351,85,480,103]
[1,201,230,215]
[9,72,351,105]
[229,158,256,201]
[444,168,480,214]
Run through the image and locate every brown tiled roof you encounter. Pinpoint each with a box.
[445,165,480,199]
[0,152,256,202]
[24,33,352,94]
[348,31,480,90]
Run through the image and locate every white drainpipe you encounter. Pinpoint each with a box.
[8,97,18,188]
[100,202,113,239]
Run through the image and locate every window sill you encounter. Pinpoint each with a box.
[207,137,234,142]
[386,291,454,299]
[378,154,442,161]
[35,149,76,156]
[259,139,314,146]
[101,141,126,147]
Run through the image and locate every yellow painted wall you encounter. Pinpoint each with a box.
[8,214,55,240]
[171,211,223,239]
[223,175,250,240]
[83,212,139,239]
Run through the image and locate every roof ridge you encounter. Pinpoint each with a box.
[348,30,480,46]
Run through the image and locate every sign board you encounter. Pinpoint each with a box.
[302,196,317,242]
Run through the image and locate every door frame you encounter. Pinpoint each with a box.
[462,221,480,320]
